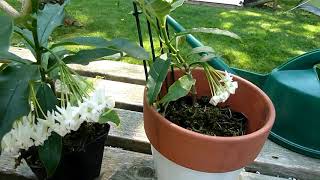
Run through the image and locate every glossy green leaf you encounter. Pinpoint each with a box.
[146,55,171,104]
[14,26,35,55]
[63,48,121,65]
[159,74,196,104]
[36,83,58,118]
[175,28,241,40]
[109,38,150,61]
[0,64,40,141]
[37,2,67,46]
[51,37,112,49]
[0,51,32,64]
[38,133,62,177]
[136,0,171,20]
[171,0,185,12]
[53,37,149,61]
[191,46,215,54]
[99,109,120,126]
[0,16,13,51]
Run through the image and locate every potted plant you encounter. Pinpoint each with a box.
[134,0,276,179]
[0,1,149,180]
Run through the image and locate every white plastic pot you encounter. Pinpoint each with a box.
[151,146,243,180]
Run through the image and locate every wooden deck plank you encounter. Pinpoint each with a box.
[109,109,320,180]
[0,147,288,180]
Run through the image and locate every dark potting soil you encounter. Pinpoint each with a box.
[164,96,247,137]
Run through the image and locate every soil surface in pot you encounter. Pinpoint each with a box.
[164,96,247,137]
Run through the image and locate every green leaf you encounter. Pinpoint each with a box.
[109,38,150,61]
[0,64,40,141]
[51,37,112,48]
[36,83,58,118]
[159,74,196,104]
[171,0,185,12]
[175,28,241,40]
[0,16,13,51]
[38,133,62,177]
[37,2,67,46]
[14,27,35,55]
[146,55,171,104]
[191,46,215,54]
[44,47,70,70]
[63,48,121,65]
[53,37,149,61]
[136,0,171,20]
[99,109,120,126]
[0,51,33,64]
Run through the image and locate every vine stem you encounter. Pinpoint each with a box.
[160,18,197,105]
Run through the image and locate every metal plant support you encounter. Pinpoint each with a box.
[132,2,175,90]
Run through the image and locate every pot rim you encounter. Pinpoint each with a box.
[144,73,275,142]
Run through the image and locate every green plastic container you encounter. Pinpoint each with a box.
[167,16,320,158]
[234,50,320,158]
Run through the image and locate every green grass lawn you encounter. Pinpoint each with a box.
[2,0,320,73]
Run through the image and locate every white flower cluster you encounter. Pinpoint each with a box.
[1,86,115,156]
[209,71,238,106]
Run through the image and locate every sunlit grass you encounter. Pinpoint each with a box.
[1,0,319,73]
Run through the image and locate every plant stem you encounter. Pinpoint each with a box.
[30,18,46,82]
[160,19,198,105]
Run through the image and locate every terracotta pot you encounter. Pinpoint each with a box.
[143,69,275,173]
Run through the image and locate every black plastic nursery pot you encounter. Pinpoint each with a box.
[28,123,110,180]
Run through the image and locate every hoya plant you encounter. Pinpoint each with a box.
[134,0,240,108]
[0,0,148,177]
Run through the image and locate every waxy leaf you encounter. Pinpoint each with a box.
[53,37,149,61]
[51,37,112,48]
[0,64,40,141]
[109,38,150,61]
[0,51,32,64]
[37,2,67,46]
[147,55,171,104]
[159,74,196,104]
[99,109,120,126]
[63,48,121,65]
[14,27,36,56]
[175,28,241,40]
[0,16,13,51]
[191,46,215,54]
[38,133,62,178]
[36,83,58,118]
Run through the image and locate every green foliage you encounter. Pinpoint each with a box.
[146,55,171,104]
[37,2,67,46]
[0,64,40,141]
[159,74,196,104]
[38,133,62,177]
[0,51,32,64]
[0,16,13,51]
[175,27,241,40]
[0,0,148,177]
[109,38,150,61]
[99,109,121,126]
[134,0,185,24]
[63,48,121,65]
[36,83,58,116]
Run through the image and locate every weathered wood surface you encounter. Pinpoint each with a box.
[110,109,320,180]
[0,147,288,180]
